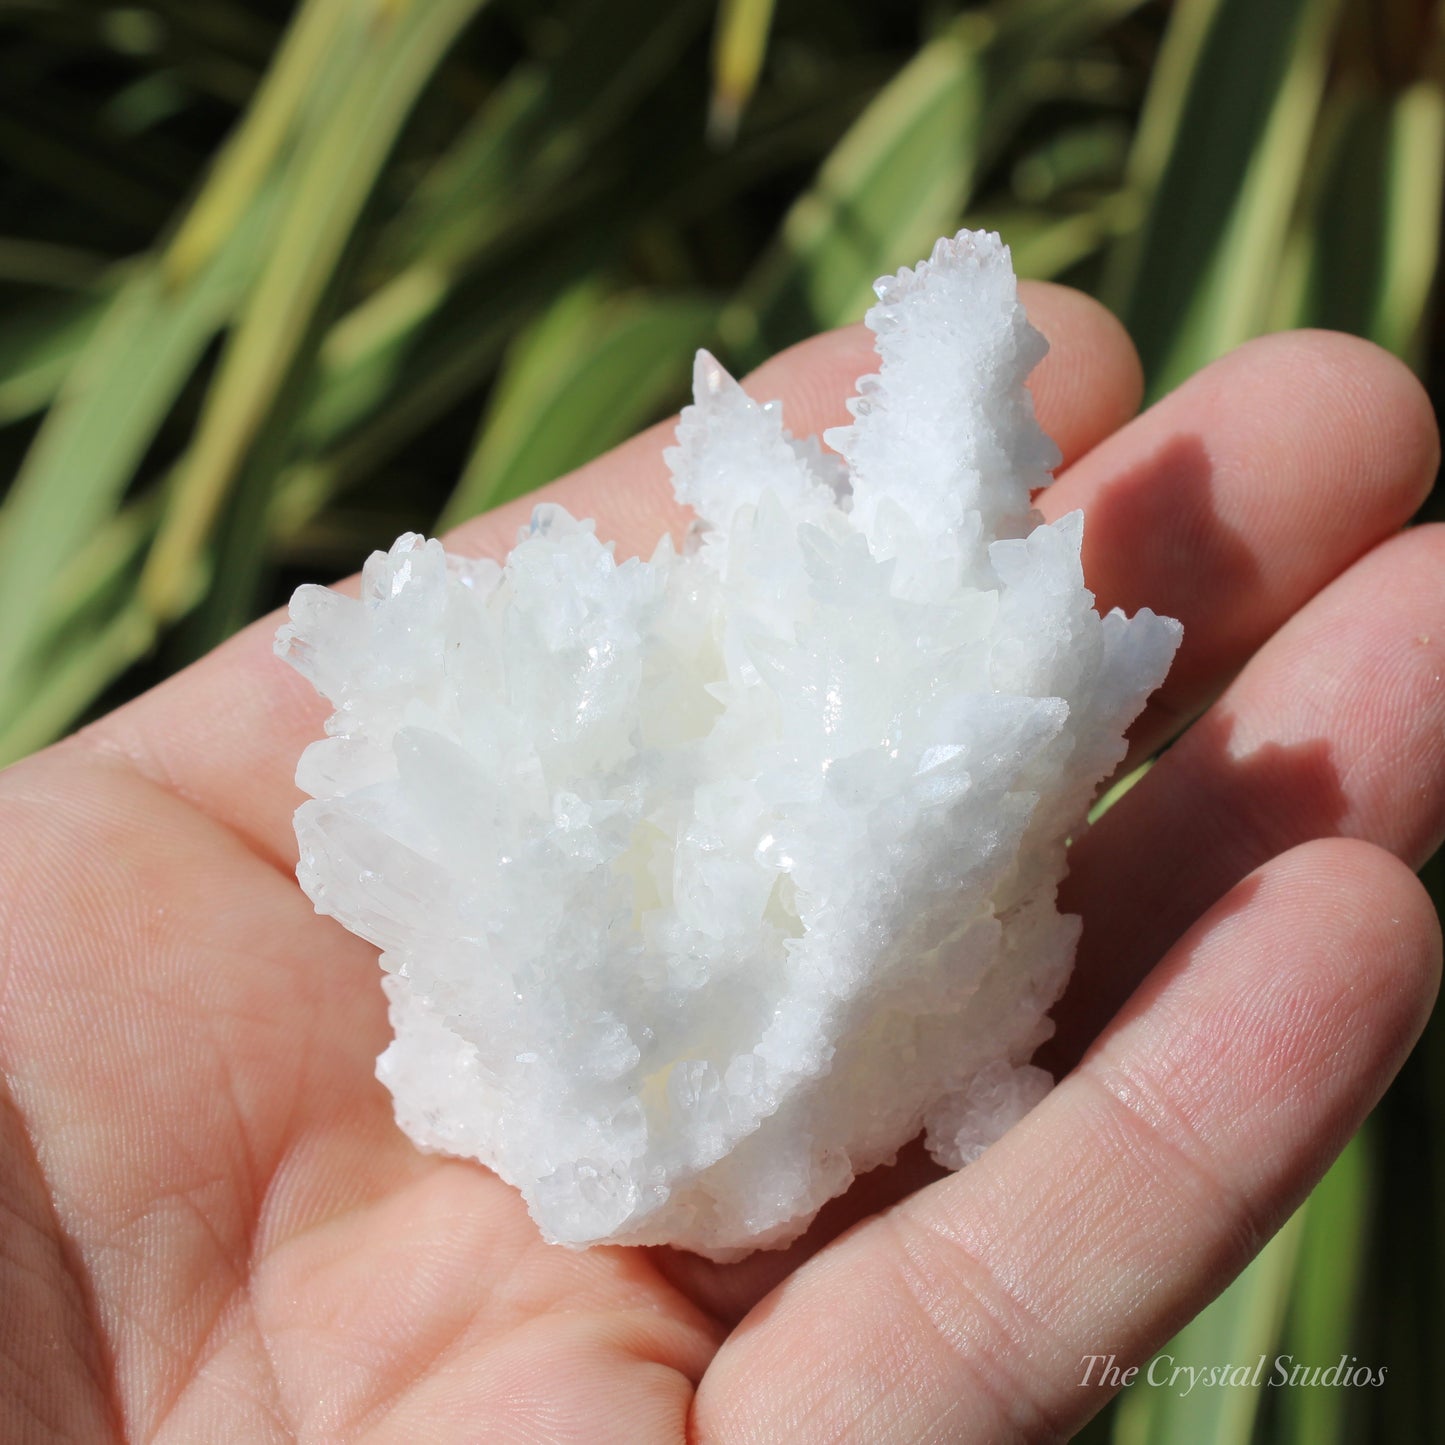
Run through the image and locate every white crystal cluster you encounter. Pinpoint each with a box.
[278,231,1180,1260]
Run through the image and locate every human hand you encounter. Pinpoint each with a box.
[1,286,1439,1442]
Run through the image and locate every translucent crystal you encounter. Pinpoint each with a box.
[277,231,1181,1260]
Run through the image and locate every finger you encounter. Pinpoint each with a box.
[691,838,1441,1443]
[1037,330,1438,761]
[1046,522,1445,1067]
[83,284,1140,870]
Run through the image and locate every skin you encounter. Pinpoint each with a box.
[0,282,1441,1443]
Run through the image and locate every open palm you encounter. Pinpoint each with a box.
[2,286,1441,1443]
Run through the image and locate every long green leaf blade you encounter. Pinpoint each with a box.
[1112,1207,1306,1445]
[1105,0,1347,396]
[139,0,492,621]
[1275,1131,1372,1445]
[730,0,1151,357]
[727,15,993,354]
[442,284,716,527]
[0,281,122,424]
[0,199,274,703]
[709,0,777,145]
[163,0,353,284]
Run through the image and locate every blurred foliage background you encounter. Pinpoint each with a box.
[1,0,1441,1438]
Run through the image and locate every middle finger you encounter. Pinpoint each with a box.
[1046,521,1445,1068]
[1039,328,1437,761]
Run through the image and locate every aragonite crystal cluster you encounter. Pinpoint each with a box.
[278,231,1181,1260]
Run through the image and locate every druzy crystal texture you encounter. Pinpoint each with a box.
[278,231,1181,1260]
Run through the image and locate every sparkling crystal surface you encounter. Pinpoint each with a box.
[277,231,1181,1259]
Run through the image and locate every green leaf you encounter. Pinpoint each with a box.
[1275,77,1444,364]
[1375,76,1445,362]
[729,0,1152,356]
[441,282,716,527]
[0,238,109,290]
[162,0,355,285]
[1009,119,1132,203]
[1275,1131,1372,1445]
[0,196,275,708]
[272,229,608,540]
[0,599,157,768]
[1104,0,1348,396]
[727,15,995,353]
[0,280,123,424]
[708,0,777,145]
[139,0,493,622]
[378,0,710,276]
[318,0,709,419]
[1086,753,1153,823]
[965,192,1139,284]
[988,0,1152,55]
[1112,1206,1306,1445]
